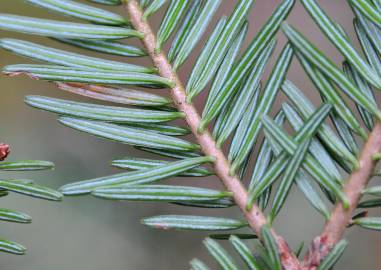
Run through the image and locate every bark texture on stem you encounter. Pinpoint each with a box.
[124,1,301,269]
[303,123,381,269]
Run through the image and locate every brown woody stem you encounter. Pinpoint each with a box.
[303,122,381,269]
[124,0,300,269]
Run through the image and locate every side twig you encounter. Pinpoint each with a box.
[124,1,301,269]
[303,123,381,269]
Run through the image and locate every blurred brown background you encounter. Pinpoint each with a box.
[0,0,381,269]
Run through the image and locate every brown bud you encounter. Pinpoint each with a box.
[0,143,10,161]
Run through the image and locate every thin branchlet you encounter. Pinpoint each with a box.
[123,0,301,269]
[303,122,381,269]
[124,1,381,269]
[2,0,379,268]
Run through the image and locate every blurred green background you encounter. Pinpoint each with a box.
[0,0,380,269]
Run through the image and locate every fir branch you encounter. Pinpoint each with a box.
[303,123,381,269]
[123,0,300,269]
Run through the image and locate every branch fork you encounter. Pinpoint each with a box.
[124,1,381,269]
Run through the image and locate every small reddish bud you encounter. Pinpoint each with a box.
[0,143,10,161]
